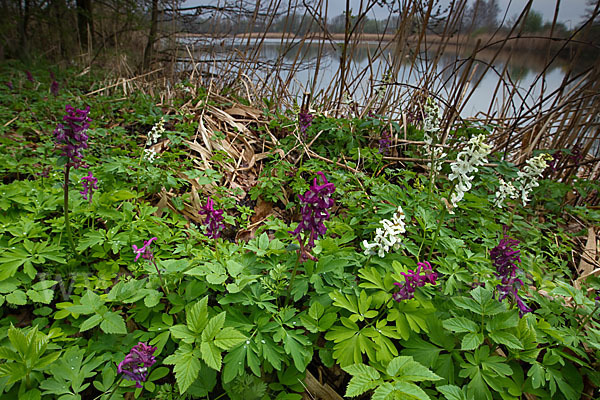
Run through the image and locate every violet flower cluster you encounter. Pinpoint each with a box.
[54,105,91,169]
[378,130,391,155]
[392,261,438,301]
[6,81,13,90]
[117,342,157,388]
[490,235,532,317]
[298,111,314,137]
[133,237,157,262]
[290,171,335,259]
[26,70,34,82]
[80,171,98,202]
[199,197,225,239]
[50,80,59,96]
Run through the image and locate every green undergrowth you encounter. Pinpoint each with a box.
[0,61,599,400]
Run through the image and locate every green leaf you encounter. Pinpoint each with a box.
[461,333,483,351]
[200,341,222,370]
[187,297,209,333]
[283,330,311,371]
[80,290,103,311]
[387,356,442,382]
[8,325,29,356]
[527,363,545,389]
[100,312,127,334]
[213,327,246,350]
[488,331,523,350]
[344,364,381,397]
[34,351,61,370]
[26,289,54,304]
[79,314,102,332]
[442,317,478,333]
[437,384,468,400]
[76,230,106,251]
[164,344,200,394]
[371,382,395,400]
[170,324,197,344]
[226,260,245,277]
[392,381,432,400]
[144,290,163,308]
[344,364,380,396]
[6,290,27,305]
[201,312,226,342]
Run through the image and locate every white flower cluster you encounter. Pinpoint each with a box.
[143,118,165,163]
[423,102,447,173]
[448,134,492,207]
[146,118,165,146]
[494,178,518,208]
[363,206,407,258]
[516,153,551,205]
[143,148,158,163]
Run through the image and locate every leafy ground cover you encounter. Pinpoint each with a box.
[0,62,599,400]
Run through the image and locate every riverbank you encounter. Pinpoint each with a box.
[177,31,587,56]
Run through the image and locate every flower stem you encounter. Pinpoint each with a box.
[151,258,168,294]
[428,206,447,259]
[63,165,77,254]
[96,375,124,400]
[576,304,599,336]
[284,249,303,307]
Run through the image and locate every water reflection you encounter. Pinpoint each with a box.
[180,36,570,117]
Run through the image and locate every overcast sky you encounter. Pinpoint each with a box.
[327,0,590,27]
[183,0,592,27]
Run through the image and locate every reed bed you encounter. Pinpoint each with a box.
[83,0,599,196]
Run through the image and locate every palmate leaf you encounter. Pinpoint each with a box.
[164,344,201,394]
[283,329,311,371]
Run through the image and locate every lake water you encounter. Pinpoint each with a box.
[179,36,572,118]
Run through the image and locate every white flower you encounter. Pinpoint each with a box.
[143,148,157,163]
[516,153,551,205]
[494,178,518,208]
[363,206,406,257]
[146,118,165,146]
[422,101,446,174]
[448,134,492,208]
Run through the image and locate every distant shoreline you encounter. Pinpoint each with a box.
[177,32,582,56]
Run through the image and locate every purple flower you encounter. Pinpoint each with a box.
[298,111,314,138]
[80,171,98,202]
[491,235,531,317]
[392,261,438,301]
[547,151,561,172]
[117,342,157,388]
[133,237,157,262]
[49,70,55,80]
[198,197,225,239]
[378,130,391,155]
[6,81,13,90]
[569,144,583,165]
[54,105,91,169]
[25,70,34,82]
[290,171,335,260]
[50,80,59,96]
